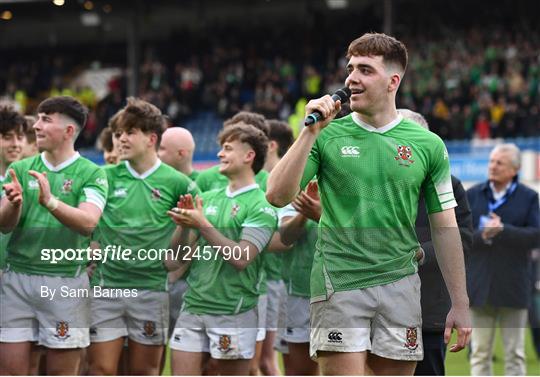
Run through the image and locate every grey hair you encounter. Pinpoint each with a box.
[397,108,429,130]
[492,143,521,170]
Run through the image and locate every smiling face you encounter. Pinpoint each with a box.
[33,112,77,152]
[217,139,255,177]
[0,129,24,166]
[345,54,401,115]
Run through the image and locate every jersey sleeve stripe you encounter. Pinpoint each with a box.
[241,227,273,253]
[83,188,106,211]
[438,193,455,202]
[441,199,458,210]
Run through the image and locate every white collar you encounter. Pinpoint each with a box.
[489,181,513,200]
[41,152,80,172]
[125,159,162,179]
[352,113,403,133]
[226,183,259,198]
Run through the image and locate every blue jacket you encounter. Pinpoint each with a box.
[466,179,539,308]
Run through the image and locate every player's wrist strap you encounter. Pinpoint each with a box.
[46,196,60,211]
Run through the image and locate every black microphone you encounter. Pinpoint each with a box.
[304,87,351,126]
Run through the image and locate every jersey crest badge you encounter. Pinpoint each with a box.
[218,335,232,353]
[231,203,240,217]
[395,145,415,166]
[205,205,218,216]
[54,321,71,340]
[151,188,161,200]
[61,179,73,194]
[404,327,418,350]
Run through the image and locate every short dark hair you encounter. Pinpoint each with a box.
[23,115,37,143]
[109,97,165,148]
[37,96,88,130]
[223,111,269,137]
[346,32,408,73]
[0,104,25,136]
[267,119,293,158]
[98,127,114,152]
[218,123,268,174]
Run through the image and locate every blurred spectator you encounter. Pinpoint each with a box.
[1,26,539,146]
[466,143,540,376]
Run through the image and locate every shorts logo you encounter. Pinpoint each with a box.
[142,321,157,338]
[61,179,73,194]
[89,327,97,336]
[395,145,415,166]
[218,334,232,353]
[341,146,360,157]
[404,327,419,350]
[327,330,343,343]
[231,204,240,217]
[286,327,293,335]
[54,321,71,340]
[174,334,181,342]
[151,188,161,200]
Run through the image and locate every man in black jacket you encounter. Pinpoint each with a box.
[466,143,539,376]
[398,109,474,376]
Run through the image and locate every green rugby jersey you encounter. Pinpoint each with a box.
[195,165,268,192]
[195,165,272,293]
[300,114,457,301]
[188,169,200,182]
[184,184,277,315]
[278,206,318,297]
[176,169,199,281]
[3,153,108,277]
[91,160,199,291]
[0,173,8,270]
[263,252,282,281]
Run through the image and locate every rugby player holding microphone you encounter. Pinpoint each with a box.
[266,32,471,375]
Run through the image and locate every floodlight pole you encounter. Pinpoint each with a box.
[383,0,392,35]
[126,2,141,97]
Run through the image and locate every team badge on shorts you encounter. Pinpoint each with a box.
[54,321,71,340]
[218,335,232,353]
[61,179,73,194]
[142,321,157,338]
[395,145,415,166]
[231,204,240,217]
[404,327,419,350]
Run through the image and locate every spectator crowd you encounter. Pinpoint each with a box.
[1,26,539,148]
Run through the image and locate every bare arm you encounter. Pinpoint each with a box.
[165,224,198,271]
[0,197,22,233]
[429,208,472,352]
[29,171,103,236]
[0,169,23,233]
[167,196,267,271]
[267,231,292,253]
[199,225,259,271]
[280,214,308,246]
[266,96,341,207]
[50,202,103,237]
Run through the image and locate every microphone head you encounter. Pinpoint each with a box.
[334,87,351,104]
